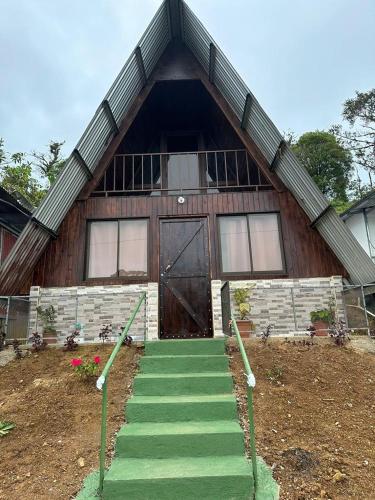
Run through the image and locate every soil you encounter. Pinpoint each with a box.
[0,344,141,499]
[1,339,375,499]
[228,338,375,499]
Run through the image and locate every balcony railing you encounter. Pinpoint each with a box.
[92,149,272,196]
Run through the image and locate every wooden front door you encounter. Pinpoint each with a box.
[159,218,212,339]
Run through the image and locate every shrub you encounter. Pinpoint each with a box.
[329,319,350,346]
[0,329,6,352]
[71,356,101,380]
[266,365,283,384]
[12,339,23,359]
[261,324,273,343]
[64,329,80,351]
[99,324,112,343]
[29,331,48,352]
[310,309,333,324]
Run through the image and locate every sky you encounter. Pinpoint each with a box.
[0,0,374,160]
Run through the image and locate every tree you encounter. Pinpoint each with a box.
[0,138,65,208]
[32,141,65,184]
[331,88,375,175]
[291,131,353,203]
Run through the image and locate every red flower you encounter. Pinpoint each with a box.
[71,358,82,367]
[93,356,101,365]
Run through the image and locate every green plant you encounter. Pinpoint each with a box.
[71,356,101,381]
[266,365,284,384]
[36,305,57,334]
[29,331,48,352]
[234,285,255,320]
[0,421,15,437]
[12,339,23,359]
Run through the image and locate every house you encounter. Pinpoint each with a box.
[0,187,31,337]
[0,186,31,266]
[1,0,375,342]
[341,190,375,262]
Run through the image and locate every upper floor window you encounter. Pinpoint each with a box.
[86,219,148,279]
[218,213,284,274]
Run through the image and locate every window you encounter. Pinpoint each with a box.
[219,213,284,273]
[87,219,148,278]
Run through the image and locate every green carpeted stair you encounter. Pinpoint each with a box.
[102,338,278,499]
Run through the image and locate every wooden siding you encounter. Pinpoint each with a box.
[31,191,348,287]
[0,227,18,264]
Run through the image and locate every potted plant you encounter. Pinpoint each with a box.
[233,286,255,338]
[310,308,334,336]
[36,305,58,344]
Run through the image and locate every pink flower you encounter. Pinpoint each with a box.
[71,358,82,367]
[93,356,101,365]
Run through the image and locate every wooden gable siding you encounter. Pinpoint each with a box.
[31,190,347,288]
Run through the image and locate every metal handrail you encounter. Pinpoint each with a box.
[93,148,272,195]
[230,314,258,495]
[96,291,146,495]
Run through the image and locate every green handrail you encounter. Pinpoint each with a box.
[230,314,258,496]
[96,291,146,495]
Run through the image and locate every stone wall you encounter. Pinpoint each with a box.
[228,276,345,336]
[29,284,158,343]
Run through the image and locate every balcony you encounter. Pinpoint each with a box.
[91,149,272,197]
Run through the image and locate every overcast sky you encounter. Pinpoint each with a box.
[1,0,374,159]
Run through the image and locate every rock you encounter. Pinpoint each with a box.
[25,472,31,478]
[78,457,85,467]
[332,471,346,482]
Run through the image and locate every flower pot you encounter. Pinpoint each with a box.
[312,320,329,336]
[237,320,254,339]
[43,328,57,344]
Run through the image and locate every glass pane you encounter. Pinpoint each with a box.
[167,153,200,194]
[88,221,118,278]
[119,220,148,276]
[219,216,251,273]
[248,214,283,271]
[114,156,124,191]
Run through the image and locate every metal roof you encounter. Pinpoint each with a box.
[341,190,375,220]
[1,0,375,291]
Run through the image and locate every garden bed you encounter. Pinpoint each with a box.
[0,344,141,499]
[229,338,375,499]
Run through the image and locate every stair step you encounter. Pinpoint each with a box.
[103,456,253,500]
[133,372,233,396]
[116,420,244,458]
[140,354,229,373]
[145,338,226,356]
[126,394,238,422]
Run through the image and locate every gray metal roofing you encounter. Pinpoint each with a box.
[341,190,375,220]
[7,0,375,285]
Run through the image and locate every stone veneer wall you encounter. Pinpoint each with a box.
[29,283,159,343]
[228,276,345,336]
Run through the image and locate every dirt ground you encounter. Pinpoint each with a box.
[0,344,141,500]
[229,338,375,500]
[1,339,375,499]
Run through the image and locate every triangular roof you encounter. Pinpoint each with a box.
[1,0,375,291]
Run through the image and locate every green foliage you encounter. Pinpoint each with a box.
[0,138,65,208]
[339,89,375,172]
[291,131,353,203]
[266,365,283,384]
[36,305,57,333]
[0,421,15,437]
[310,309,332,324]
[310,296,336,325]
[233,286,255,320]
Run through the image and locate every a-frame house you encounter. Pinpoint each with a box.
[1,0,375,340]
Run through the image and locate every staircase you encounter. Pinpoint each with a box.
[102,338,278,499]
